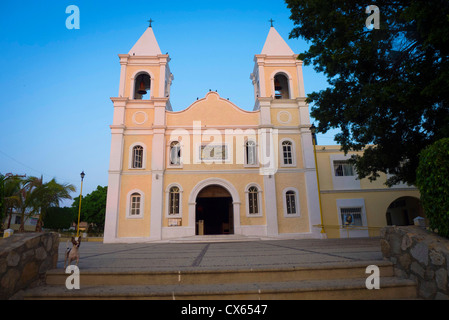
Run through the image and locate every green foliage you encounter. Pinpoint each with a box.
[0,173,75,232]
[286,0,449,186]
[43,207,73,230]
[416,138,449,238]
[72,186,107,230]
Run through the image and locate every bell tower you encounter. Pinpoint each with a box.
[117,23,174,109]
[249,24,323,238]
[250,25,306,110]
[104,23,174,242]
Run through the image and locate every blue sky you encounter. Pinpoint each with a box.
[0,0,335,206]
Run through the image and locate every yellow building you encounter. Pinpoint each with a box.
[103,25,422,243]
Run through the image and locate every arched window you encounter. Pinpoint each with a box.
[274,73,290,99]
[170,141,181,166]
[134,73,151,100]
[130,193,141,216]
[169,186,180,216]
[282,140,293,165]
[248,186,259,215]
[132,145,144,168]
[245,184,262,217]
[245,140,257,166]
[285,191,297,215]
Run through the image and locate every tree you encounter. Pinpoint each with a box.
[16,176,41,232]
[43,207,74,230]
[416,138,449,238]
[32,178,76,232]
[286,0,449,186]
[1,174,23,230]
[72,186,107,232]
[0,174,75,232]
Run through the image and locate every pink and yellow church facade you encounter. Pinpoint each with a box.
[103,25,422,243]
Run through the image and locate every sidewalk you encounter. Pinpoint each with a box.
[57,236,383,272]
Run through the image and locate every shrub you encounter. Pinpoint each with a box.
[43,207,74,230]
[416,138,449,238]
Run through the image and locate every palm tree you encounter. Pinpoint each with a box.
[1,174,22,230]
[17,176,41,232]
[33,178,76,232]
[0,174,75,232]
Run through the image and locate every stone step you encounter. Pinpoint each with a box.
[44,260,394,287]
[165,234,265,243]
[23,277,417,300]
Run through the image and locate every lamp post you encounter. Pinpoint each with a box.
[310,125,326,236]
[76,171,85,238]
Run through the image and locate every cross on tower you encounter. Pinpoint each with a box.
[269,19,274,27]
[148,19,154,28]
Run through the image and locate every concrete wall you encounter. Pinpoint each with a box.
[0,232,59,299]
[381,226,449,300]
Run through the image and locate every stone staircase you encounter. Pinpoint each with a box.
[23,259,417,300]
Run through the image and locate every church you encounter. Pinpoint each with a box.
[103,24,423,243]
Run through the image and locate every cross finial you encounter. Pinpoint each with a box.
[148,19,154,28]
[269,19,274,27]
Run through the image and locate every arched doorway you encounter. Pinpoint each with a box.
[195,185,234,235]
[386,196,425,226]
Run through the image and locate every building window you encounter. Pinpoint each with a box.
[334,160,355,176]
[170,141,181,166]
[340,207,363,228]
[282,140,293,165]
[130,193,141,216]
[245,140,257,166]
[169,187,180,216]
[248,186,259,215]
[285,191,297,215]
[132,145,144,168]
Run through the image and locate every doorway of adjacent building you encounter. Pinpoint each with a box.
[195,185,234,235]
[386,196,425,226]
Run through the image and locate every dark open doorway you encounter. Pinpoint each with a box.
[386,196,425,226]
[195,185,234,235]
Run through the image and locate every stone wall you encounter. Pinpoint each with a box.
[0,232,59,299]
[381,226,449,300]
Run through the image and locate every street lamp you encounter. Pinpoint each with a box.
[76,171,85,238]
[310,125,326,237]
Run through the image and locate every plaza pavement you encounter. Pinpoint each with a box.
[57,236,384,272]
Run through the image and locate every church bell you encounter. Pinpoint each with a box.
[137,81,147,95]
